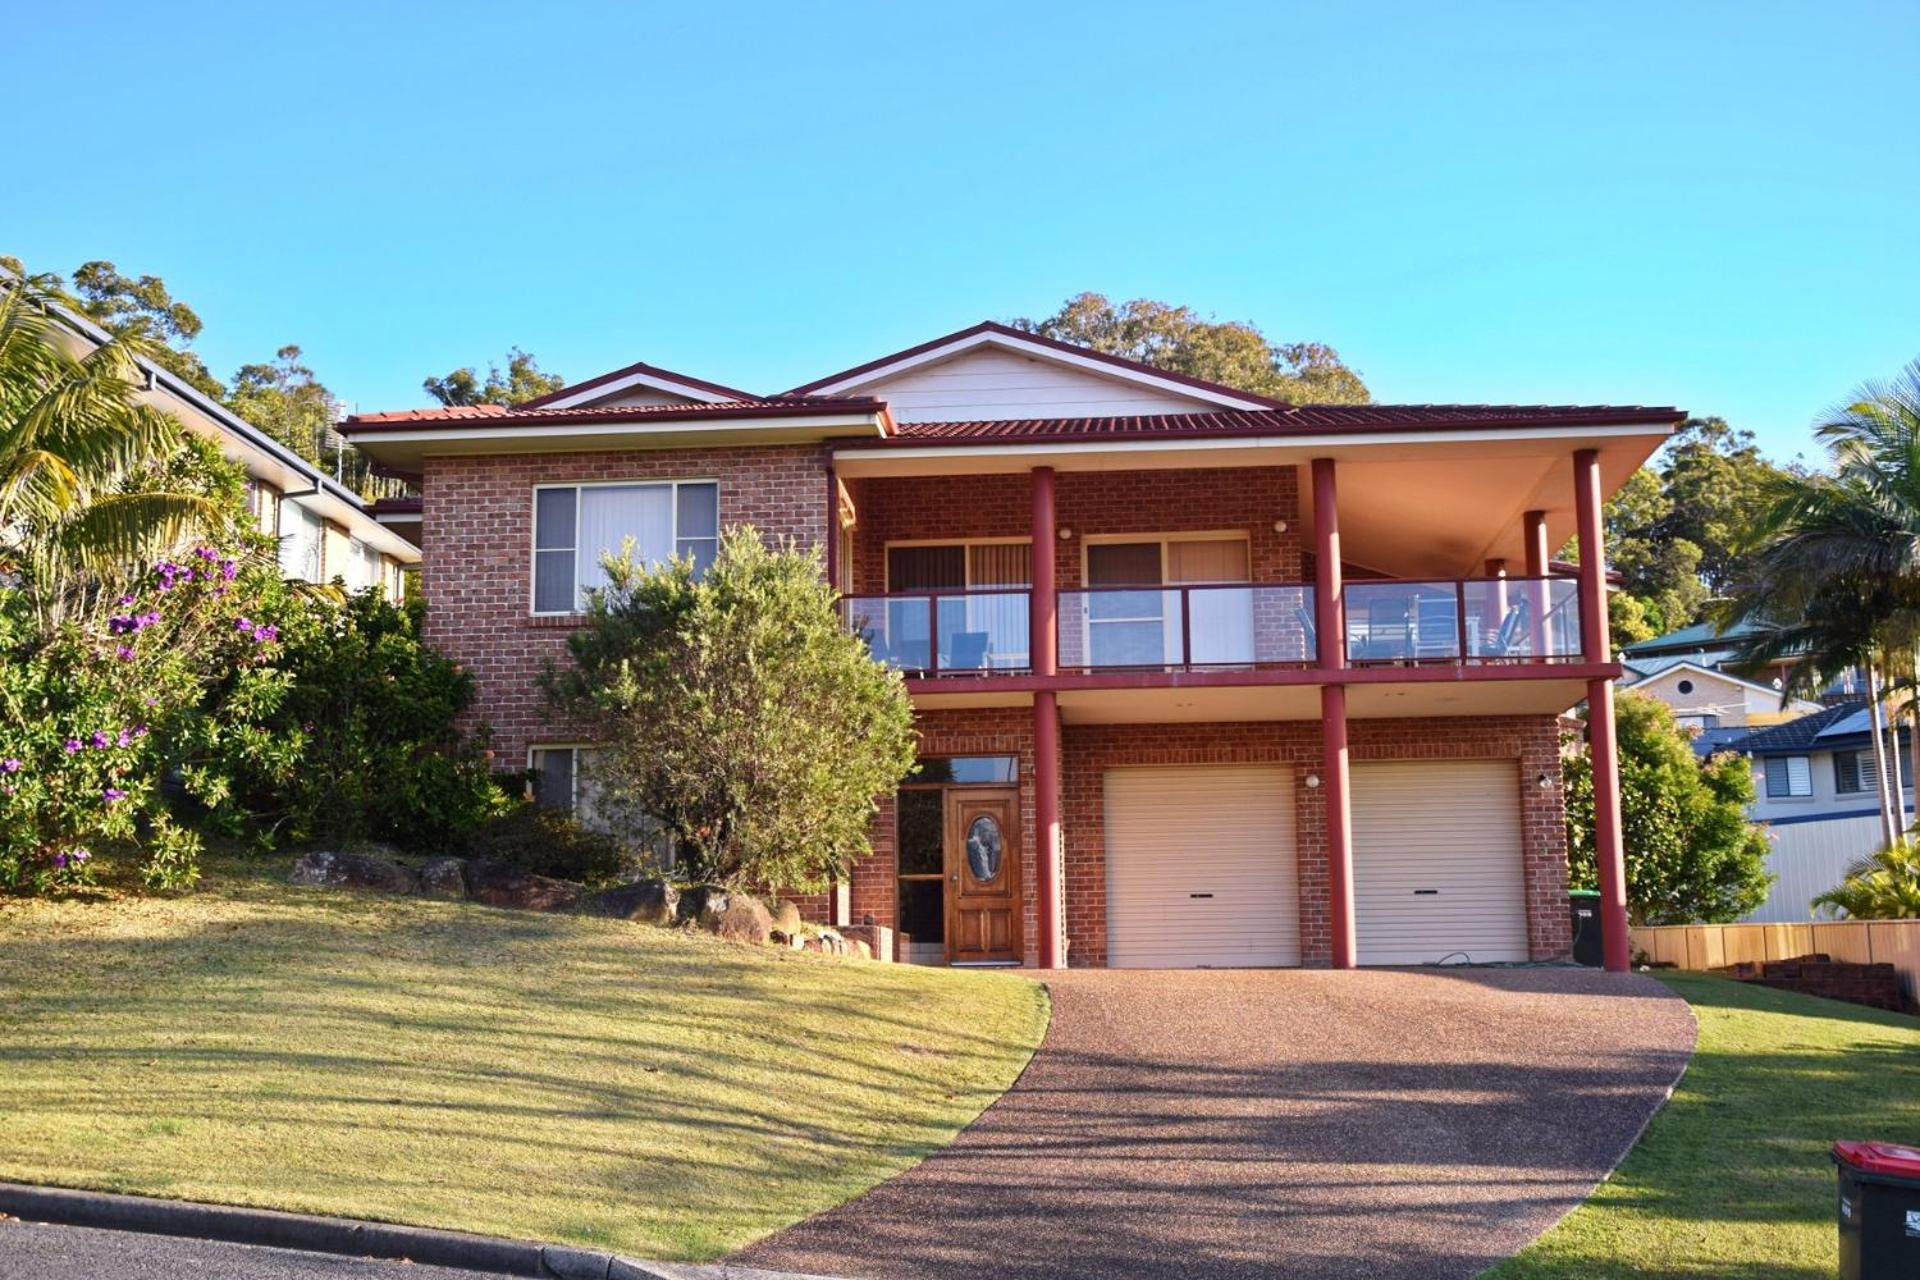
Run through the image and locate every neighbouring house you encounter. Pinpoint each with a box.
[42,295,418,592]
[1721,702,1914,923]
[1621,622,1823,732]
[340,320,1680,971]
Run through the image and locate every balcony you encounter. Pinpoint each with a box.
[843,576,1585,678]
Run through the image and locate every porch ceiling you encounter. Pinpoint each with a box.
[834,425,1669,580]
[905,679,1588,724]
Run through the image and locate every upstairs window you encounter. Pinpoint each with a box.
[1764,754,1812,799]
[533,481,718,614]
[1833,748,1905,795]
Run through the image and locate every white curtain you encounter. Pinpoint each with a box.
[577,484,673,603]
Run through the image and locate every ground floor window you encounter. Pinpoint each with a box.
[528,744,675,869]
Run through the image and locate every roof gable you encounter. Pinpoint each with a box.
[524,359,758,410]
[788,321,1287,420]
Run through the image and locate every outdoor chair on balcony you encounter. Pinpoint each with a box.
[1295,605,1317,658]
[944,630,990,672]
[1481,599,1532,659]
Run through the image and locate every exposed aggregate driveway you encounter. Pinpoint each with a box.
[736,966,1696,1280]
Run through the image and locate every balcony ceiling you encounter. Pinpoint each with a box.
[905,678,1590,723]
[834,426,1668,580]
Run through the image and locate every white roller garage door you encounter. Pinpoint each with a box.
[1351,760,1529,965]
[1104,765,1298,968]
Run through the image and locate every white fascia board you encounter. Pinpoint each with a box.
[536,370,739,409]
[831,420,1679,466]
[356,412,887,450]
[806,330,1276,412]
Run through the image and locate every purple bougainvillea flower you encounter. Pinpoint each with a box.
[1,758,21,773]
[115,645,135,660]
[117,729,133,747]
[52,853,67,869]
[134,725,149,737]
[103,787,126,803]
[252,624,279,643]
[235,616,253,632]
[63,739,82,754]
[90,731,111,749]
[194,546,216,561]
[220,559,238,580]
[118,594,135,606]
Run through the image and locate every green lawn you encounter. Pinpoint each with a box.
[1485,971,1920,1279]
[0,859,1048,1260]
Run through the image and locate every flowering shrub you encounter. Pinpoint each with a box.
[0,545,287,893]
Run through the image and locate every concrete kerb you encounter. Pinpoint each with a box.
[0,1183,841,1280]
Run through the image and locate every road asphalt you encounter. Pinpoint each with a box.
[0,1218,507,1280]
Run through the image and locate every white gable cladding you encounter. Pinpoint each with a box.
[587,387,698,409]
[856,347,1219,422]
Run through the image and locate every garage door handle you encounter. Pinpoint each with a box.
[1413,889,1439,895]
[1189,893,1214,899]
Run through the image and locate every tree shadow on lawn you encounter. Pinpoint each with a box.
[0,894,1049,1257]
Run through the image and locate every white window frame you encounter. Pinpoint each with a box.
[529,479,719,616]
[1079,531,1253,667]
[278,501,324,583]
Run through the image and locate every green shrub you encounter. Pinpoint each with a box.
[183,588,510,851]
[544,528,915,891]
[460,803,635,887]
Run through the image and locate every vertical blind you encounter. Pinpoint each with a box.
[533,482,719,612]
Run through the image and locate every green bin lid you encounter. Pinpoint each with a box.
[1567,889,1602,899]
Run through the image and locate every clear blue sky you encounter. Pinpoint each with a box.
[9,1,1916,463]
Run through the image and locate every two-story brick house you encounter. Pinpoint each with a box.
[342,322,1675,974]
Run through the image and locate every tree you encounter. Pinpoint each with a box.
[544,527,916,890]
[61,260,224,398]
[1600,466,1707,635]
[1011,292,1369,405]
[226,344,343,461]
[1657,418,1798,597]
[0,274,222,609]
[1720,359,1920,843]
[423,348,564,407]
[1812,840,1920,919]
[1564,691,1772,923]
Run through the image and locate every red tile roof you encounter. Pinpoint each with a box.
[340,396,888,434]
[852,403,1684,446]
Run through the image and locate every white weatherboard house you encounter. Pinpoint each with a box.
[1731,703,1914,922]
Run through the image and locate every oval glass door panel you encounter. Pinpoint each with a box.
[966,815,1003,882]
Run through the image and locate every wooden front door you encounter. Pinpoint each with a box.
[944,789,1022,963]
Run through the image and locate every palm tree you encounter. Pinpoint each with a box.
[1722,358,1920,840]
[1812,839,1920,919]
[0,274,221,617]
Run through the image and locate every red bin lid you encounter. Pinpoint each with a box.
[1833,1141,1920,1177]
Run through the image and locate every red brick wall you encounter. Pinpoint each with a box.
[1058,716,1570,967]
[419,445,830,766]
[846,465,1302,593]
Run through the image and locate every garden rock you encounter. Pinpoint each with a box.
[464,860,585,912]
[416,857,470,899]
[707,894,773,946]
[676,885,730,926]
[288,850,419,895]
[582,879,679,925]
[769,899,804,935]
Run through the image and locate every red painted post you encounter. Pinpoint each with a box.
[1312,460,1344,671]
[1034,689,1062,969]
[1031,467,1057,678]
[1312,458,1356,970]
[1523,510,1550,657]
[824,464,840,592]
[1030,467,1062,968]
[1322,683,1356,969]
[1573,449,1630,973]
